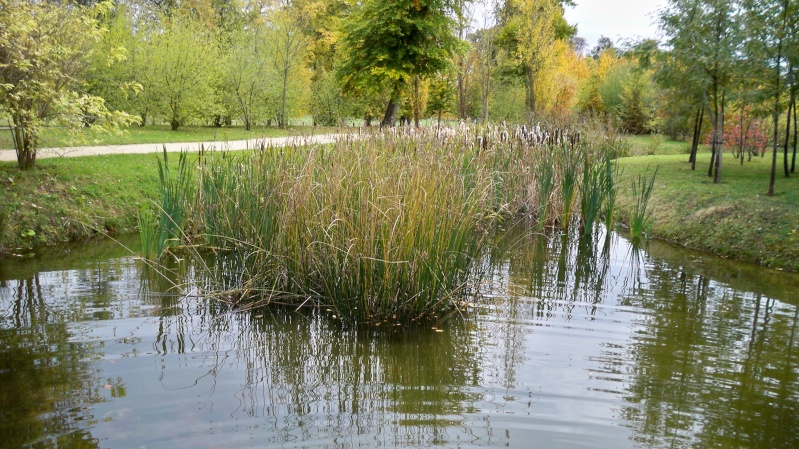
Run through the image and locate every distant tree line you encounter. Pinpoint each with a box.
[1,0,798,184]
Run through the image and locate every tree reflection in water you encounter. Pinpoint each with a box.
[1,227,798,448]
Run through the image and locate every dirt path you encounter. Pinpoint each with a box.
[0,133,343,162]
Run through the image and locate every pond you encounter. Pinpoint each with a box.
[1,228,798,448]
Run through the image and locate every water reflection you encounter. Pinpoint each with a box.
[0,230,798,448]
[0,273,103,448]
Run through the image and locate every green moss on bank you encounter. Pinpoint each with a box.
[616,152,799,271]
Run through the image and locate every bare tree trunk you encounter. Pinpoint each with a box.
[457,61,467,120]
[739,107,745,165]
[525,66,537,116]
[690,106,703,168]
[785,87,794,177]
[714,96,724,183]
[11,116,37,170]
[792,97,797,173]
[768,2,788,196]
[381,83,402,127]
[413,77,421,128]
[280,65,289,129]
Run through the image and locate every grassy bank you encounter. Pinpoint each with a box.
[616,148,799,271]
[0,123,332,150]
[0,153,167,251]
[2,130,798,275]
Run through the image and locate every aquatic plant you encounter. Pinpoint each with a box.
[602,150,620,231]
[629,165,659,241]
[558,141,582,230]
[580,149,620,237]
[149,124,611,323]
[137,205,158,260]
[534,154,554,232]
[138,147,194,259]
[157,148,193,253]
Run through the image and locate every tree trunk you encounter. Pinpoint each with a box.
[713,96,724,183]
[785,89,794,177]
[381,84,402,127]
[139,112,147,127]
[739,107,745,165]
[280,66,289,129]
[708,140,716,177]
[413,77,421,128]
[792,97,797,173]
[690,106,703,168]
[457,61,467,120]
[525,66,537,116]
[692,106,704,171]
[689,107,700,163]
[768,2,788,196]
[171,117,180,131]
[11,117,37,170]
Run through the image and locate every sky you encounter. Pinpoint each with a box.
[562,0,666,49]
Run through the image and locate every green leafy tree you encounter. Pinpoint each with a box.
[742,0,799,194]
[268,2,311,129]
[137,10,222,130]
[427,71,456,125]
[223,24,276,129]
[338,0,463,126]
[0,0,138,170]
[660,0,741,183]
[497,0,574,116]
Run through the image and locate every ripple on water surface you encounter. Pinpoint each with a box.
[1,231,799,448]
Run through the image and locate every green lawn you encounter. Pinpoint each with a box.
[0,123,335,150]
[3,131,798,271]
[0,152,168,250]
[616,148,799,271]
[624,134,696,156]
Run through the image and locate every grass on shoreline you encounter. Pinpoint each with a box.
[617,141,799,271]
[0,153,165,251]
[0,123,335,150]
[1,131,798,273]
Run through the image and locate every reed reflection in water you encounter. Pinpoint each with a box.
[0,227,798,448]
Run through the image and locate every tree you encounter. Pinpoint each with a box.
[0,0,137,170]
[660,0,741,183]
[137,10,221,130]
[497,0,574,116]
[268,2,311,129]
[338,0,463,126]
[470,7,497,123]
[427,71,456,125]
[223,24,275,130]
[590,35,615,59]
[743,0,799,194]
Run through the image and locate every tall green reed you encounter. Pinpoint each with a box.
[146,124,611,323]
[602,150,620,231]
[138,147,194,259]
[137,205,158,260]
[558,142,582,230]
[629,165,659,241]
[534,154,554,232]
[579,149,619,237]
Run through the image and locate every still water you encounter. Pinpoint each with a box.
[1,229,798,449]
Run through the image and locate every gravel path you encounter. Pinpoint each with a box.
[0,133,342,162]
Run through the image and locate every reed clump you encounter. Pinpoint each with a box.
[147,124,619,323]
[629,165,659,242]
